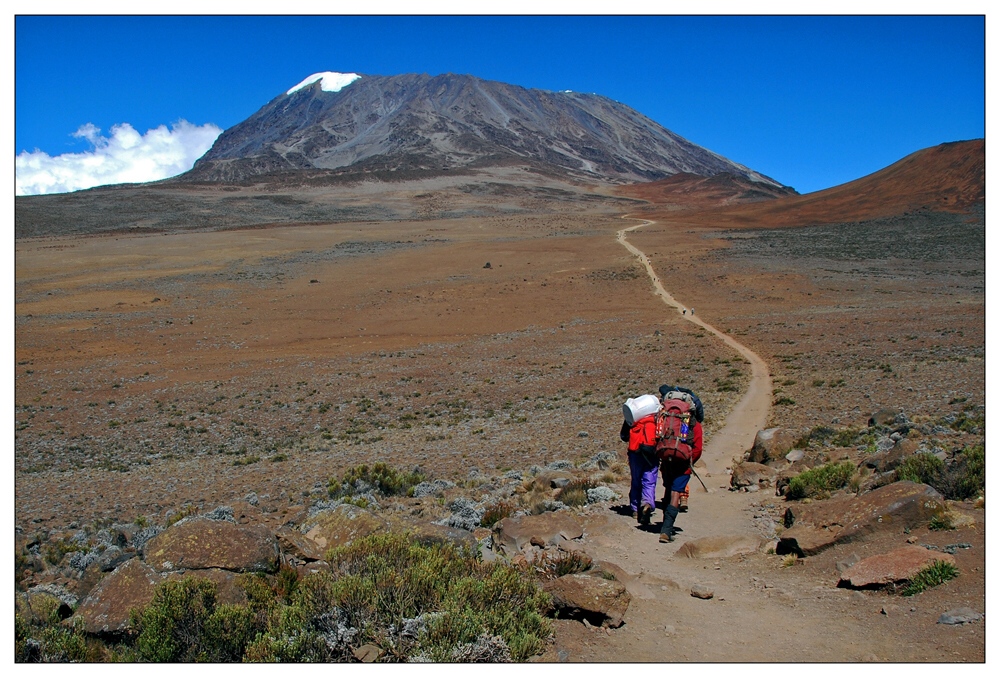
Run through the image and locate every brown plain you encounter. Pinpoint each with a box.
[14,141,984,661]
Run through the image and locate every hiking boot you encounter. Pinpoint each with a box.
[639,503,653,525]
[660,504,679,542]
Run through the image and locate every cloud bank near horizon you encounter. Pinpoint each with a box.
[15,120,223,196]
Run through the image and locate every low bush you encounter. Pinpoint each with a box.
[556,477,596,507]
[15,614,94,662]
[480,500,516,528]
[328,462,425,499]
[901,560,959,596]
[896,452,945,486]
[72,532,551,663]
[898,446,984,501]
[938,445,985,500]
[785,461,855,500]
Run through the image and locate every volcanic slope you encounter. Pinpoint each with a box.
[186,71,786,186]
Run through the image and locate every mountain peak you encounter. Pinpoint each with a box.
[286,72,362,95]
[189,72,787,188]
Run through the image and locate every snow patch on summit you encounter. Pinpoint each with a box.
[287,72,361,95]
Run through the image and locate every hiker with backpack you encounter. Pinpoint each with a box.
[620,394,661,526]
[655,385,704,543]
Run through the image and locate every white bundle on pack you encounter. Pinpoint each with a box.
[622,394,661,425]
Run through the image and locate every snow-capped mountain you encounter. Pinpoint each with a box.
[186,71,786,187]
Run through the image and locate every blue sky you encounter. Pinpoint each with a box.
[14,14,986,195]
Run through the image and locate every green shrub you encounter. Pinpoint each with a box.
[938,445,985,500]
[785,461,855,500]
[15,612,93,662]
[328,462,425,499]
[324,532,550,661]
[928,513,955,531]
[901,561,959,596]
[830,427,861,447]
[898,446,984,501]
[896,452,945,486]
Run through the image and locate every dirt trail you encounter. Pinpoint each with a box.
[549,219,896,662]
[617,218,772,474]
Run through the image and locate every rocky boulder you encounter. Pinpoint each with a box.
[142,517,279,573]
[730,462,778,491]
[72,558,164,636]
[542,573,630,628]
[748,427,797,464]
[300,505,388,555]
[675,534,764,559]
[777,481,947,557]
[838,545,956,589]
[275,526,326,562]
[862,438,919,473]
[869,408,902,427]
[491,513,584,556]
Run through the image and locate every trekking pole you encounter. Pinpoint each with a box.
[690,459,709,492]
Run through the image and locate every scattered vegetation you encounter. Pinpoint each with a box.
[480,500,516,528]
[531,549,593,580]
[900,561,959,597]
[556,477,597,507]
[896,452,945,486]
[897,445,984,501]
[928,513,956,531]
[328,462,426,499]
[785,461,855,500]
[793,425,836,449]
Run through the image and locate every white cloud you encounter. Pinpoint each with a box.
[15,120,223,196]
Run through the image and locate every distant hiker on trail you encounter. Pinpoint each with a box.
[655,385,704,542]
[621,395,660,526]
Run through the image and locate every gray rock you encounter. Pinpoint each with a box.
[551,477,571,489]
[690,584,715,599]
[938,607,982,625]
[546,460,575,471]
[785,449,805,463]
[748,427,797,464]
[543,574,631,627]
[835,553,861,574]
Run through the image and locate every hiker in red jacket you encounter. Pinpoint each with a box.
[655,390,704,543]
[620,415,659,526]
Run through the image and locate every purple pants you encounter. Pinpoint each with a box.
[628,450,659,511]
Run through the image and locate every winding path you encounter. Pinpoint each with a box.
[617,218,773,476]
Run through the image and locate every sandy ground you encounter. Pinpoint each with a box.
[13,198,985,662]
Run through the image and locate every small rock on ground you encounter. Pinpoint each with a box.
[690,584,714,599]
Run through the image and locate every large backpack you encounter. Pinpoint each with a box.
[658,385,704,423]
[627,414,658,457]
[655,398,695,461]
